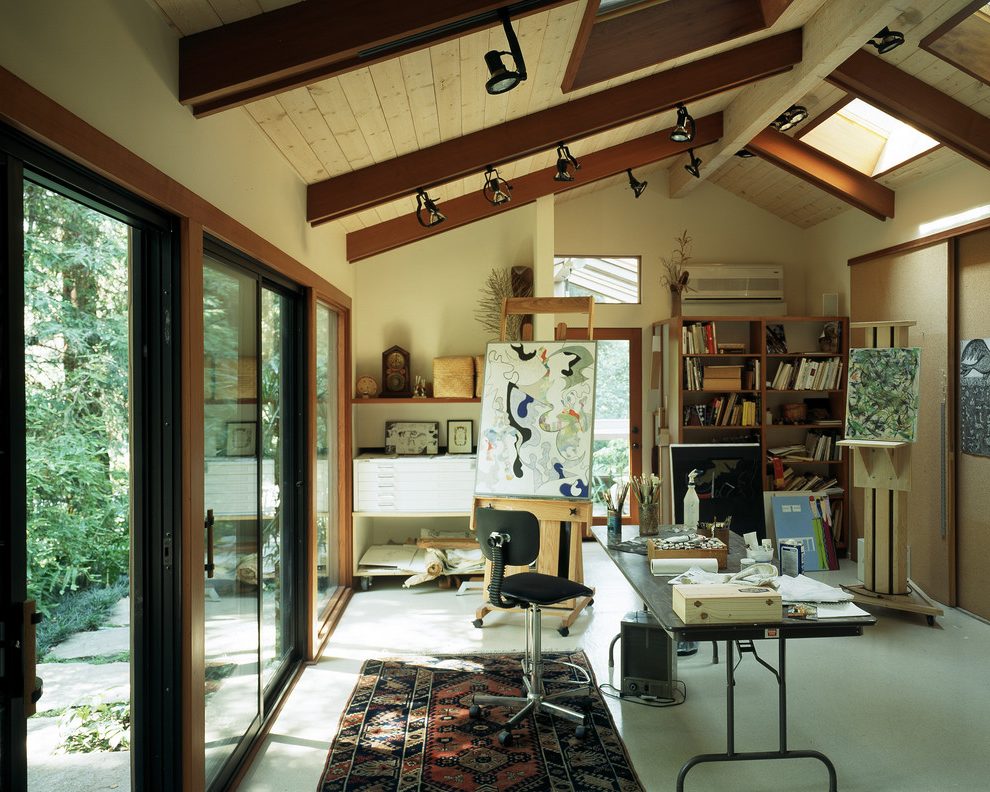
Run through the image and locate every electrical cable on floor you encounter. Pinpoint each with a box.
[597,679,687,708]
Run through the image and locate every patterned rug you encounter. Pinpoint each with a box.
[319,651,644,791]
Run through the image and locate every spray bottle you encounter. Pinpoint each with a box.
[683,469,701,530]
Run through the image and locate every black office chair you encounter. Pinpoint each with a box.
[469,507,594,746]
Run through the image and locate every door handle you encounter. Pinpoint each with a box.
[205,508,216,578]
[23,601,43,716]
[2,601,43,715]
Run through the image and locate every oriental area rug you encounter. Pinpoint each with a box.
[318,651,644,791]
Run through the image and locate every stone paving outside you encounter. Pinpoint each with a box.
[27,597,131,791]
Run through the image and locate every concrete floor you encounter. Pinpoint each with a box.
[240,541,990,792]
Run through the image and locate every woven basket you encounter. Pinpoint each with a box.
[474,355,485,398]
[433,356,474,398]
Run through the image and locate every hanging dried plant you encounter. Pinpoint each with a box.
[660,229,693,294]
[475,267,531,341]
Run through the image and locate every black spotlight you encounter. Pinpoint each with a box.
[684,149,702,179]
[415,189,446,228]
[626,168,648,198]
[670,103,696,143]
[553,143,580,182]
[482,165,512,205]
[735,149,756,158]
[770,104,809,132]
[869,26,905,55]
[485,9,528,95]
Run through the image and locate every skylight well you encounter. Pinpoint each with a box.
[800,98,938,177]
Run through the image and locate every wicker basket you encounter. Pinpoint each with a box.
[474,355,485,398]
[433,356,475,398]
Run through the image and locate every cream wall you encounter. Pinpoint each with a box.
[803,159,990,314]
[554,166,810,321]
[352,205,537,448]
[0,0,350,292]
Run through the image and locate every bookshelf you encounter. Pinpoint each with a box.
[653,315,850,552]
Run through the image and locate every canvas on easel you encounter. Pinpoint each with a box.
[475,340,596,499]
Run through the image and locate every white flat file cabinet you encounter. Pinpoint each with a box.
[352,454,478,588]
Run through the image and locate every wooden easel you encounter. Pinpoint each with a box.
[838,320,943,625]
[473,297,596,635]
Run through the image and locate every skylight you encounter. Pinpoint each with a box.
[800,98,939,177]
[553,256,640,303]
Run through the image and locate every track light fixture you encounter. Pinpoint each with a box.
[684,149,702,179]
[770,104,809,132]
[415,189,446,228]
[670,103,696,143]
[626,168,648,198]
[869,26,904,54]
[553,143,581,182]
[485,8,528,95]
[482,165,512,205]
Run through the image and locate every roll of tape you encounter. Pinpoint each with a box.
[650,557,718,575]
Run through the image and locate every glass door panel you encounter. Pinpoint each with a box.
[202,260,260,786]
[22,180,134,791]
[591,339,633,516]
[260,288,291,689]
[314,303,339,621]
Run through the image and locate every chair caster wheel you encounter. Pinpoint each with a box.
[587,599,594,606]
[497,730,512,746]
[473,618,484,629]
[927,615,936,626]
[557,626,569,637]
[575,724,588,739]
[469,704,481,719]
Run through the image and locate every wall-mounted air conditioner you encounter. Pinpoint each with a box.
[682,265,784,301]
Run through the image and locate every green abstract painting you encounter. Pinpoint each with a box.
[845,347,921,442]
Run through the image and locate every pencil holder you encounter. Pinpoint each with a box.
[606,510,622,546]
[638,503,660,537]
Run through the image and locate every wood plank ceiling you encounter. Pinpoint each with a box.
[149,0,990,259]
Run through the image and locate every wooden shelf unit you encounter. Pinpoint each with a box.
[654,314,850,551]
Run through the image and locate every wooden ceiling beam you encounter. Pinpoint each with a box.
[827,49,990,170]
[346,113,723,262]
[178,0,572,117]
[747,128,894,220]
[309,32,800,225]
[668,0,905,198]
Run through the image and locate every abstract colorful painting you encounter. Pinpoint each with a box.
[844,347,921,443]
[959,338,990,457]
[475,341,596,499]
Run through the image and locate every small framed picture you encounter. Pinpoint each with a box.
[384,421,439,455]
[226,421,257,457]
[447,419,473,454]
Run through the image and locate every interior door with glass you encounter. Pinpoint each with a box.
[566,327,643,524]
[202,243,301,789]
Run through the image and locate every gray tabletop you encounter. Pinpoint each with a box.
[591,524,876,642]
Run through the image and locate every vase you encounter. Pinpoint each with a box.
[606,509,622,547]
[669,288,681,318]
[638,502,659,537]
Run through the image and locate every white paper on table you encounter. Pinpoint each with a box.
[775,574,853,603]
[814,601,871,618]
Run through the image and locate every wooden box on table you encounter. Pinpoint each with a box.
[672,584,781,624]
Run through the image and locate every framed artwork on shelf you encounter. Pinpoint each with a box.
[384,420,439,455]
[225,421,257,457]
[447,420,473,454]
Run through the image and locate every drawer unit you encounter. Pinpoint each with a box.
[354,454,477,512]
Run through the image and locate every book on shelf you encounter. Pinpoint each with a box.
[718,342,746,353]
[682,321,718,354]
[683,393,760,427]
[769,357,843,390]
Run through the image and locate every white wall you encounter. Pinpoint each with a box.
[0,0,350,292]
[803,158,990,314]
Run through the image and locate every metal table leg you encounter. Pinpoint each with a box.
[676,637,838,791]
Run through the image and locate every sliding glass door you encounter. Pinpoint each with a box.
[1,127,180,792]
[202,241,303,789]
